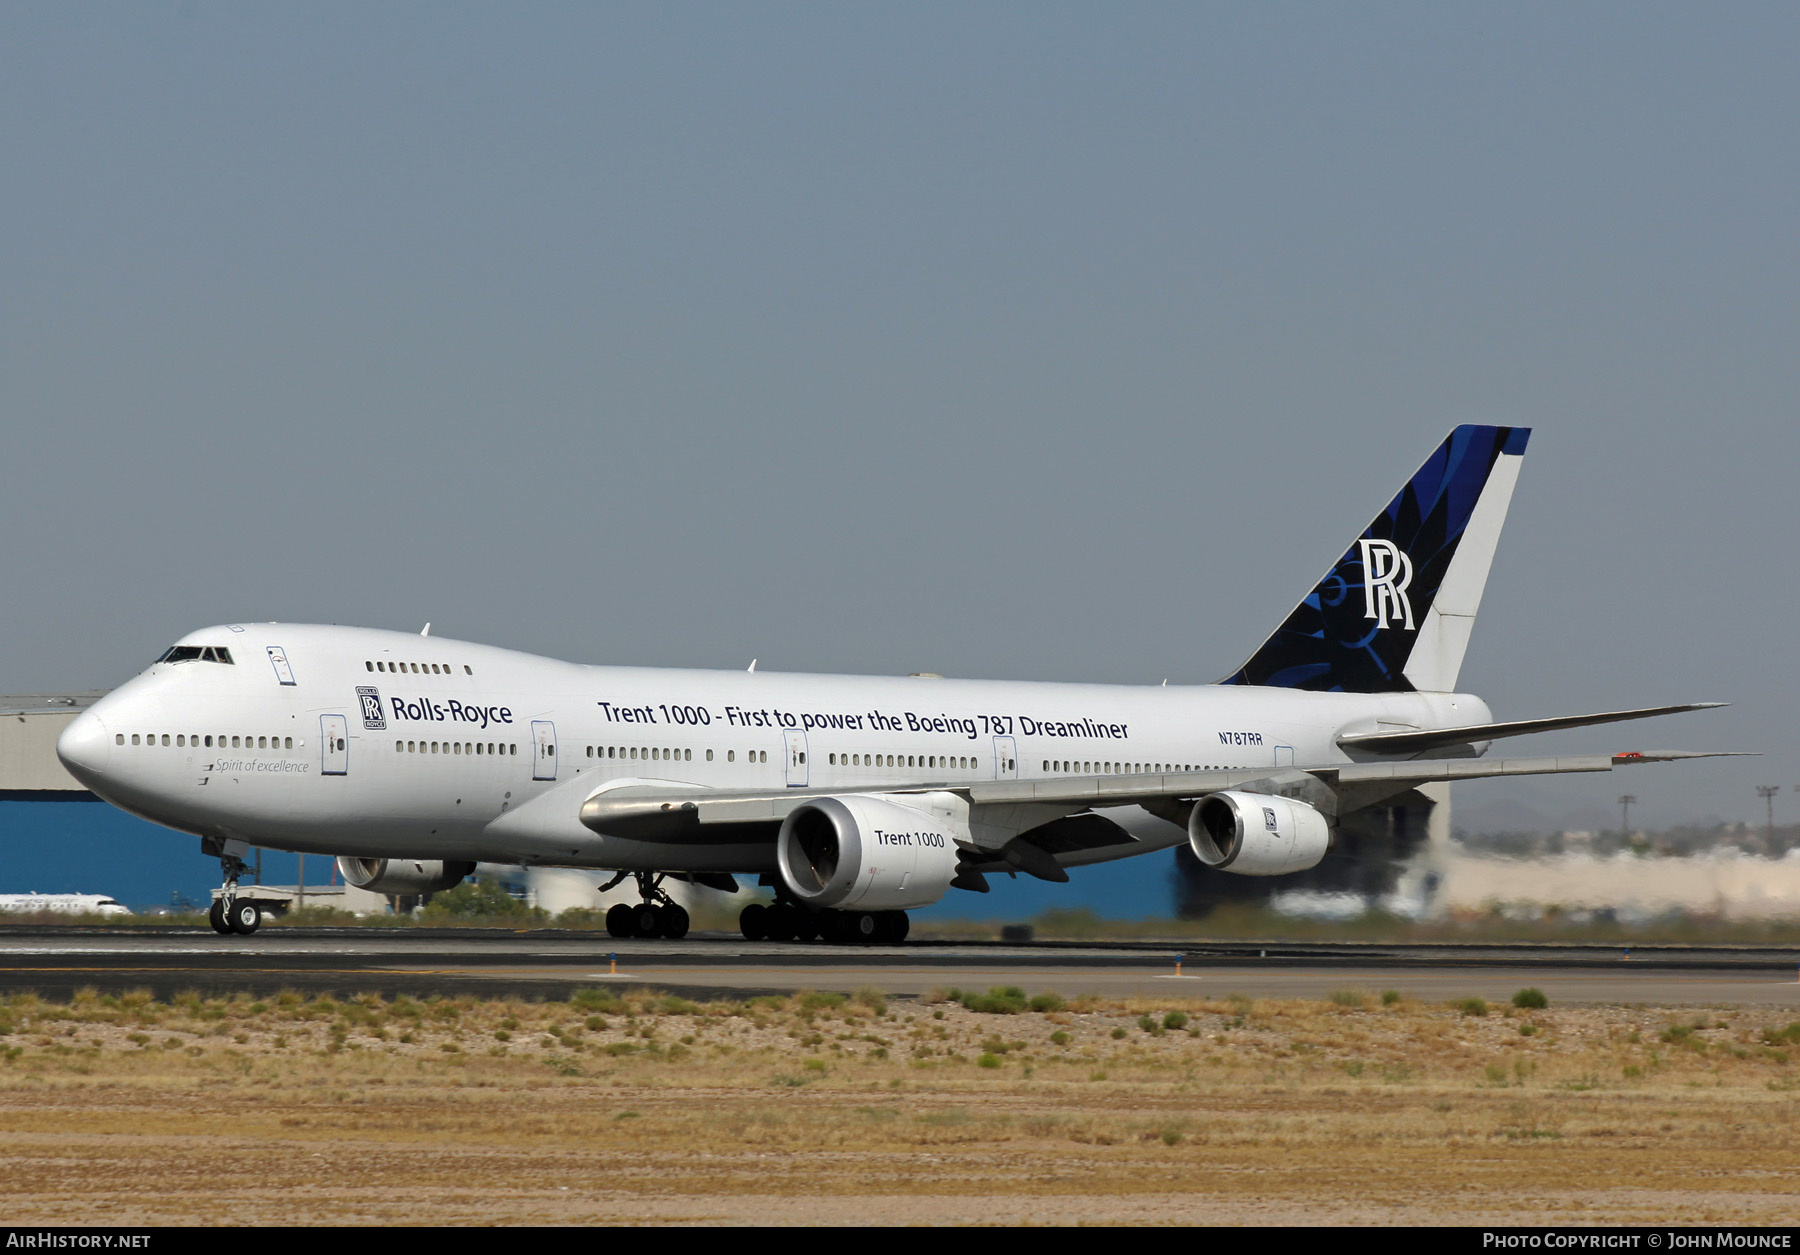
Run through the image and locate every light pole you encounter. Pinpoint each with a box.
[1618,794,1637,839]
[1758,786,1780,847]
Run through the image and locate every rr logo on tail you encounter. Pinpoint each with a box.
[1358,539,1415,630]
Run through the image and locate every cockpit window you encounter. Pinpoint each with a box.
[157,646,233,665]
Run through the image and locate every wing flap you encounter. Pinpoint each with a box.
[1335,702,1725,756]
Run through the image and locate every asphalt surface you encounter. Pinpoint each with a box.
[2,927,1798,1005]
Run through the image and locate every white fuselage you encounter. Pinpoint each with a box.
[0,893,130,917]
[56,623,1491,875]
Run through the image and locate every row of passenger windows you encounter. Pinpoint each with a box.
[365,660,473,675]
[396,741,518,756]
[1044,760,1208,774]
[583,747,771,763]
[828,752,978,770]
[587,746,699,762]
[118,733,291,749]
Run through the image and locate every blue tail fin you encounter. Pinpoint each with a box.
[1223,424,1530,693]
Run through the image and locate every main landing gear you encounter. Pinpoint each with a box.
[602,872,690,940]
[738,902,908,945]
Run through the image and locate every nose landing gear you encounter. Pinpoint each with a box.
[201,838,264,936]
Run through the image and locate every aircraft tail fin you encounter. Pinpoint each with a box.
[1223,424,1530,693]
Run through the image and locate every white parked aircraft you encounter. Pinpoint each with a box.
[56,426,1733,942]
[0,893,130,917]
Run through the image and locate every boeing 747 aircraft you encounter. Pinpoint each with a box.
[55,426,1733,942]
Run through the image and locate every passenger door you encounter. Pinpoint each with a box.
[266,646,297,686]
[532,721,558,781]
[992,735,1018,780]
[784,730,809,787]
[320,714,348,776]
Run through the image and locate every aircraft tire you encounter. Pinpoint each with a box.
[208,899,231,935]
[228,901,261,935]
[739,903,768,941]
[605,903,636,938]
[791,911,820,943]
[879,911,910,944]
[661,904,690,940]
[763,904,798,943]
[632,903,664,938]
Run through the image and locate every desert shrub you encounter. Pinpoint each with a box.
[569,988,625,1014]
[959,987,1028,1014]
[1329,990,1367,1008]
[1162,1011,1189,1031]
[1455,998,1489,1018]
[277,905,360,926]
[1029,992,1065,1013]
[1381,990,1402,1006]
[799,992,846,1012]
[420,879,547,923]
[1512,988,1549,1010]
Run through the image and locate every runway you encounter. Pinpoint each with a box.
[2,927,1799,1006]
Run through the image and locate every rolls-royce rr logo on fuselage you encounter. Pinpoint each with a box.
[357,686,386,730]
[1358,538,1415,630]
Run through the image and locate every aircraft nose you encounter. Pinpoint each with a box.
[57,710,111,784]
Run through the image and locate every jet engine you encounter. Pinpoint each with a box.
[335,857,476,896]
[776,794,962,911]
[1187,791,1331,876]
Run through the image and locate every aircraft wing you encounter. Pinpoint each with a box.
[1334,703,1725,756]
[578,749,1748,846]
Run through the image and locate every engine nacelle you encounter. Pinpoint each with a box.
[776,794,961,910]
[336,857,476,896]
[1188,791,1331,876]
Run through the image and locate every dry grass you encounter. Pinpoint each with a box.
[1,985,1798,1225]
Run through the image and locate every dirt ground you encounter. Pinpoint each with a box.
[2,983,1798,1226]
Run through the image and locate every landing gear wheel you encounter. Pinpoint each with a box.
[816,910,847,945]
[847,911,880,943]
[791,911,820,943]
[632,902,664,938]
[661,904,690,940]
[227,900,261,935]
[878,911,910,944]
[208,899,231,935]
[764,903,798,943]
[605,903,636,939]
[739,902,768,942]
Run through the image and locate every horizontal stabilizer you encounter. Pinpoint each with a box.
[1336,703,1726,756]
